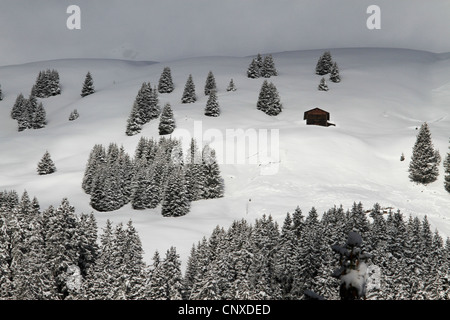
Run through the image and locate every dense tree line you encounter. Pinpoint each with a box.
[82,136,224,215]
[184,203,450,300]
[1,194,448,300]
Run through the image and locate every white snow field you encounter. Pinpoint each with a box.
[0,48,449,267]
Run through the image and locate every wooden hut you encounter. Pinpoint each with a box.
[303,108,335,127]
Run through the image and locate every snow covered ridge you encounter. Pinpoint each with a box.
[0,48,449,273]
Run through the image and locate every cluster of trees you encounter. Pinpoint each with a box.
[408,123,446,190]
[127,70,235,135]
[82,136,224,215]
[11,92,47,131]
[184,202,450,300]
[0,193,449,300]
[315,51,340,91]
[247,54,278,79]
[126,82,161,136]
[33,69,61,98]
[256,80,282,116]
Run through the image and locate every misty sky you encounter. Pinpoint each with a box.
[0,0,449,65]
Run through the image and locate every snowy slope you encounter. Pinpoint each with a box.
[0,48,449,268]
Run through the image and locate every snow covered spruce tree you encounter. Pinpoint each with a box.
[0,84,3,100]
[408,122,440,184]
[204,71,217,96]
[261,54,278,78]
[226,78,236,92]
[318,77,329,91]
[80,71,95,97]
[37,151,56,175]
[161,166,190,217]
[69,109,79,121]
[247,58,261,79]
[125,82,160,136]
[256,80,282,116]
[202,145,224,199]
[158,67,174,94]
[181,74,197,103]
[444,140,450,193]
[11,93,25,120]
[204,89,220,117]
[331,231,372,300]
[329,62,341,83]
[315,51,333,75]
[159,103,176,135]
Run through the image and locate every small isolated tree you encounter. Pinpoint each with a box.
[204,71,217,96]
[226,79,236,92]
[0,84,3,100]
[81,72,95,97]
[181,74,196,103]
[444,140,450,193]
[329,62,341,83]
[69,109,79,121]
[37,151,56,175]
[158,67,174,94]
[408,122,440,184]
[158,103,176,135]
[204,90,220,117]
[318,77,329,91]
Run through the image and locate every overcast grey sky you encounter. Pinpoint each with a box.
[0,0,449,65]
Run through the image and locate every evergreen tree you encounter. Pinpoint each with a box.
[202,146,224,199]
[80,71,95,97]
[69,109,79,121]
[0,84,2,100]
[204,71,217,96]
[226,79,236,92]
[37,151,56,175]
[161,166,190,217]
[444,140,450,193]
[11,93,26,120]
[257,81,282,116]
[204,89,220,117]
[315,51,333,75]
[125,102,142,136]
[181,74,197,103]
[329,62,341,83]
[161,247,184,300]
[261,54,278,78]
[318,77,329,91]
[158,67,174,94]
[408,122,440,184]
[30,102,47,129]
[247,58,260,79]
[185,138,205,202]
[158,103,176,135]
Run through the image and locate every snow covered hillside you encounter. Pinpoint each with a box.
[0,48,449,267]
